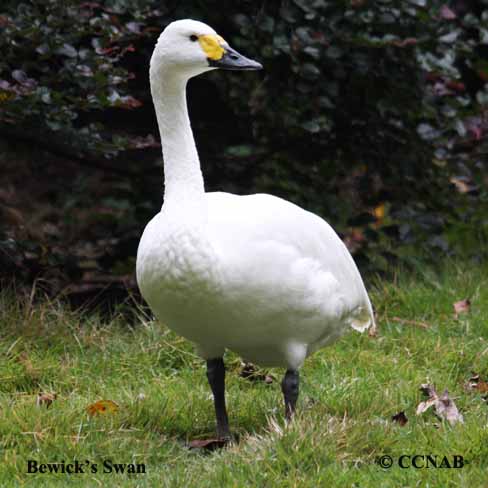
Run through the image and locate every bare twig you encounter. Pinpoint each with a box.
[391,316,429,329]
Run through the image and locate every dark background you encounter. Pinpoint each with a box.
[1,0,487,310]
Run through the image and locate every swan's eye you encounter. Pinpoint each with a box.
[189,35,198,42]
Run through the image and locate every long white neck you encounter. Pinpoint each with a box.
[150,63,205,212]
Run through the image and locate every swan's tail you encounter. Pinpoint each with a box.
[348,301,375,333]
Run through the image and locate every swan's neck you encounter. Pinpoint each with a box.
[151,68,205,211]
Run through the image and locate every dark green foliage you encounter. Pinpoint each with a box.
[0,1,487,295]
[0,0,161,155]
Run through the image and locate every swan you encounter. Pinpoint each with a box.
[136,19,375,440]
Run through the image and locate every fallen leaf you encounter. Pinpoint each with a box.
[465,373,488,394]
[392,411,408,426]
[188,438,228,451]
[36,392,57,408]
[240,363,275,383]
[416,384,464,425]
[86,399,119,416]
[436,390,464,425]
[453,299,471,318]
[416,398,437,415]
[239,362,256,379]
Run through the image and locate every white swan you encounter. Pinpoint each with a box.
[136,19,375,439]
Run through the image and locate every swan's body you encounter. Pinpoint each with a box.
[138,191,373,368]
[136,19,374,438]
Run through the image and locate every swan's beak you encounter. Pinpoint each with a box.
[198,34,262,71]
[208,45,263,71]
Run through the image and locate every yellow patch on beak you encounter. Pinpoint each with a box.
[198,34,226,61]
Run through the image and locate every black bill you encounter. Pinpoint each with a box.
[208,45,263,71]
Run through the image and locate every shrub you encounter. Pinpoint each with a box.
[0,0,486,293]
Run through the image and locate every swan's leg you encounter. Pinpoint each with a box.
[206,357,231,440]
[281,369,299,420]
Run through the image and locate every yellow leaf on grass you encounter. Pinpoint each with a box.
[86,399,119,416]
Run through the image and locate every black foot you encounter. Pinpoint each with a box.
[206,357,231,439]
[281,369,299,420]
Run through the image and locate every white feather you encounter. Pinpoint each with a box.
[136,19,375,370]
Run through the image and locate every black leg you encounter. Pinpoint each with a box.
[281,369,299,420]
[206,357,231,440]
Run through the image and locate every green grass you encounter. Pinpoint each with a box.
[1,263,488,487]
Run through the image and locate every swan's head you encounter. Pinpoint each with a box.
[151,19,262,80]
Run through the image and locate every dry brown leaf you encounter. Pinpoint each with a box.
[188,438,228,451]
[240,362,257,379]
[465,373,488,394]
[86,399,119,416]
[36,392,57,408]
[453,299,471,318]
[239,363,275,384]
[416,384,464,425]
[416,398,437,415]
[391,411,408,426]
[436,390,464,425]
[473,382,488,394]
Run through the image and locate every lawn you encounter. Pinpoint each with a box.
[1,263,487,487]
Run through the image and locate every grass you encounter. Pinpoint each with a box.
[1,262,488,487]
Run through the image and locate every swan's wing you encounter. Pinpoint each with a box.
[206,192,374,332]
